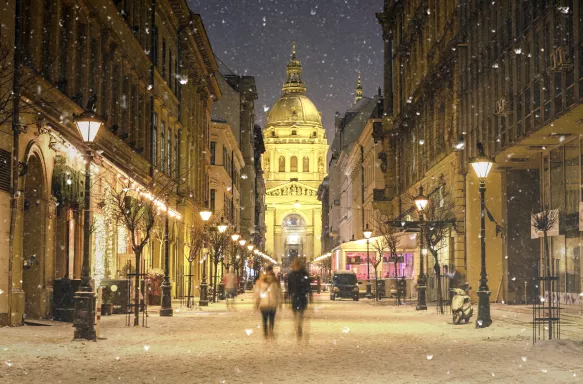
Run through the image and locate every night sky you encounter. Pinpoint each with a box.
[188,0,384,141]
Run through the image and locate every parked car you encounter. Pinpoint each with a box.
[309,276,321,293]
[330,271,360,301]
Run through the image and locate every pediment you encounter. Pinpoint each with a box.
[266,181,318,197]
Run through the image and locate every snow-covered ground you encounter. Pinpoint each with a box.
[1,295,583,383]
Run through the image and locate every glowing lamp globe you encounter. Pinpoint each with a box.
[414,186,429,212]
[75,111,103,143]
[363,224,373,239]
[231,233,240,242]
[239,239,246,247]
[199,209,212,222]
[247,244,254,252]
[470,142,494,180]
[470,157,493,179]
[217,217,228,233]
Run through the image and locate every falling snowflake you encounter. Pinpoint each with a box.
[341,326,350,333]
[426,355,433,360]
[245,329,253,336]
[143,345,150,352]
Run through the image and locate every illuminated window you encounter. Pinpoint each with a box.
[290,156,298,172]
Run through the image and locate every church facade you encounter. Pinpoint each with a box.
[263,44,327,269]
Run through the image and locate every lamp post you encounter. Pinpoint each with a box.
[470,142,494,328]
[238,239,246,291]
[215,218,228,302]
[73,110,103,340]
[363,224,373,299]
[160,200,173,316]
[414,185,429,311]
[231,233,240,276]
[247,244,255,280]
[199,206,212,306]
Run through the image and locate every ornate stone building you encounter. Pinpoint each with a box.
[212,65,259,245]
[377,0,583,305]
[263,44,327,268]
[0,0,218,324]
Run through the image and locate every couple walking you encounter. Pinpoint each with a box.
[253,259,310,340]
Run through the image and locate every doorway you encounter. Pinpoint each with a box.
[22,153,47,319]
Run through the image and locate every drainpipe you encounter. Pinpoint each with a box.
[8,0,24,324]
[361,145,365,233]
[149,0,156,177]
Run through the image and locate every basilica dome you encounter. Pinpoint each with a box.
[267,94,321,126]
[266,42,322,128]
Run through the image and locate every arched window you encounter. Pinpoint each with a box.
[303,156,309,172]
[279,156,285,172]
[290,156,298,172]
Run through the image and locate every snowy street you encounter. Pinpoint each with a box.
[1,294,582,384]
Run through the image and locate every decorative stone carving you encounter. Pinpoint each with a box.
[266,181,317,197]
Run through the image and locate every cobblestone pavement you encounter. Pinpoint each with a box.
[1,294,582,384]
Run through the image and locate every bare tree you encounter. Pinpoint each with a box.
[368,240,383,301]
[101,170,178,326]
[372,212,405,302]
[531,207,559,339]
[186,221,204,308]
[420,191,458,314]
[206,215,232,302]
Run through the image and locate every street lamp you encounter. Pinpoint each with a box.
[217,217,228,233]
[73,110,103,340]
[470,142,494,328]
[199,206,212,306]
[363,224,373,299]
[160,199,173,317]
[414,185,428,311]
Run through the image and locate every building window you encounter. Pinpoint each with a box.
[223,146,228,170]
[167,127,172,176]
[210,141,216,165]
[160,120,165,172]
[169,50,173,87]
[152,26,158,65]
[290,156,298,172]
[210,189,216,212]
[162,38,166,78]
[279,156,285,172]
[152,113,158,167]
[303,156,309,172]
[174,133,179,179]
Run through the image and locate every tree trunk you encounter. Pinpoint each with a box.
[134,249,141,326]
[187,260,193,308]
[212,260,218,303]
[433,253,443,315]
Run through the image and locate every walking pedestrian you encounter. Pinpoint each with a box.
[287,258,310,340]
[253,264,282,340]
[224,267,237,309]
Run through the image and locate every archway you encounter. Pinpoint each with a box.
[281,214,306,271]
[22,152,48,319]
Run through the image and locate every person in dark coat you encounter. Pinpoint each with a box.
[287,258,310,340]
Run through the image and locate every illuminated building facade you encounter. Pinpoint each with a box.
[0,0,219,324]
[263,44,328,269]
